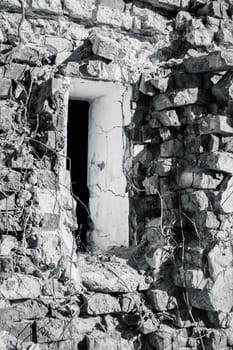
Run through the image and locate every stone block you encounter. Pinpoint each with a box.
[143,175,159,195]
[11,46,41,66]
[146,280,177,311]
[83,293,121,315]
[0,78,11,98]
[184,50,233,73]
[35,189,60,215]
[95,5,122,27]
[181,190,209,211]
[198,1,229,19]
[11,153,34,169]
[45,36,72,53]
[3,63,27,80]
[179,170,224,189]
[185,20,214,48]
[198,115,233,135]
[198,152,233,174]
[153,88,210,111]
[30,169,58,190]
[184,241,206,267]
[147,325,188,350]
[189,268,233,312]
[143,0,190,11]
[79,254,149,293]
[63,0,96,19]
[190,210,220,230]
[174,267,207,290]
[36,316,100,342]
[208,242,233,279]
[160,139,184,158]
[0,299,48,322]
[0,213,21,232]
[212,72,233,102]
[148,158,174,176]
[0,256,13,277]
[0,274,42,299]
[120,292,141,313]
[172,72,203,89]
[0,104,13,132]
[150,110,181,127]
[39,213,60,231]
[0,320,35,342]
[86,330,123,350]
[218,176,233,213]
[178,104,207,124]
[31,0,62,13]
[0,194,15,211]
[91,33,126,61]
[0,235,17,255]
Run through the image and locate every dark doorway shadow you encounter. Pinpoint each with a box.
[67,100,90,251]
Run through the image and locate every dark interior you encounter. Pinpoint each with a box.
[67,100,90,250]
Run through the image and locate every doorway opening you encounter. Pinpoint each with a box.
[67,99,90,250]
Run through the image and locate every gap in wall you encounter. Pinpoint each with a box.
[67,99,90,251]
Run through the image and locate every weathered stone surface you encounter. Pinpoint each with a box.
[179,170,224,189]
[150,110,181,127]
[198,152,233,174]
[0,78,11,98]
[198,115,233,136]
[120,292,141,313]
[0,194,15,211]
[79,254,150,293]
[36,316,100,342]
[31,0,62,13]
[0,274,42,299]
[147,325,188,350]
[35,189,60,215]
[184,51,233,73]
[0,320,34,342]
[198,1,229,19]
[218,176,233,213]
[83,293,121,315]
[185,19,214,48]
[63,0,95,18]
[3,63,27,80]
[153,88,209,111]
[86,330,122,350]
[0,299,48,322]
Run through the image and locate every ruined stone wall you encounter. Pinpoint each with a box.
[1,0,233,349]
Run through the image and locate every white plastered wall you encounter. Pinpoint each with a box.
[69,79,131,251]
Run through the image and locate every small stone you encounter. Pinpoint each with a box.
[198,152,233,174]
[0,168,20,193]
[151,110,181,127]
[120,292,142,313]
[146,280,177,311]
[208,242,233,279]
[212,72,233,102]
[0,104,13,132]
[184,241,206,267]
[153,88,210,111]
[184,50,233,73]
[174,267,207,290]
[0,194,15,211]
[0,78,11,98]
[83,293,121,315]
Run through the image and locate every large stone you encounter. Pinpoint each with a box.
[79,254,149,293]
[36,316,100,342]
[179,170,224,189]
[184,50,233,73]
[90,33,126,61]
[83,293,121,315]
[0,299,48,322]
[189,268,233,312]
[153,88,209,111]
[63,0,95,18]
[0,274,42,299]
[198,152,233,173]
[0,320,34,342]
[198,115,233,135]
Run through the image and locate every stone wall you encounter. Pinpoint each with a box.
[1,0,233,349]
